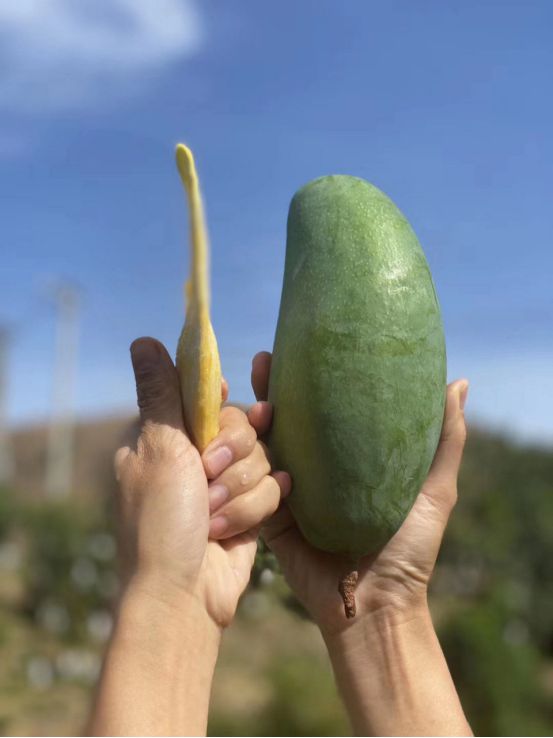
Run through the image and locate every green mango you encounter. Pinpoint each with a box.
[268,175,446,558]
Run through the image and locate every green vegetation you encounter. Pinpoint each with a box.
[0,427,552,735]
[435,429,553,735]
[440,596,550,736]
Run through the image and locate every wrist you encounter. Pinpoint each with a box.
[323,602,471,736]
[115,573,222,669]
[90,575,221,736]
[322,601,435,689]
[323,599,432,674]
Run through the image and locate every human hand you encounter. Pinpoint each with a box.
[115,338,290,630]
[91,337,291,736]
[250,351,468,637]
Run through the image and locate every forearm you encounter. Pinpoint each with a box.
[324,605,472,737]
[88,582,221,736]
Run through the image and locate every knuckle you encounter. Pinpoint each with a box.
[419,480,451,520]
[457,417,468,445]
[265,476,282,511]
[230,460,255,491]
[138,422,195,467]
[137,422,159,460]
[224,501,246,532]
[253,442,271,472]
[220,404,246,426]
[244,426,257,452]
[431,480,458,513]
[256,440,271,463]
[175,438,200,467]
[113,451,140,509]
[227,424,256,456]
[158,424,190,459]
[261,456,272,478]
[225,452,270,495]
[114,446,132,481]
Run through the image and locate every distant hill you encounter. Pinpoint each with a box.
[10,415,133,500]
[8,415,553,501]
[9,403,252,500]
[8,414,553,502]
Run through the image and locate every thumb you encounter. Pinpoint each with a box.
[130,337,185,431]
[424,379,469,497]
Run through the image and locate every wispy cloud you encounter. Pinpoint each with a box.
[0,0,203,114]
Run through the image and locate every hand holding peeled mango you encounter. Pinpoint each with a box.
[268,176,446,615]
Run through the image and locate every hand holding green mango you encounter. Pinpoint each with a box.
[250,360,471,735]
[251,352,468,636]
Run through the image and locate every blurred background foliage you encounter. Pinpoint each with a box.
[0,425,552,735]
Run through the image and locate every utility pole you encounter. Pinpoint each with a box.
[45,284,80,499]
[0,327,14,486]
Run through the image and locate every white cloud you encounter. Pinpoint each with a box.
[0,0,203,113]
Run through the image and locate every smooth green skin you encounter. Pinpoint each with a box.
[268,175,446,558]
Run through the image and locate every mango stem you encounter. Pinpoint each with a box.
[338,568,359,619]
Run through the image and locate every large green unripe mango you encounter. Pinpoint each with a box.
[268,175,446,558]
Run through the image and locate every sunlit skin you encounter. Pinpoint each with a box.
[115,339,290,627]
[88,334,472,737]
[88,337,290,736]
[246,350,473,736]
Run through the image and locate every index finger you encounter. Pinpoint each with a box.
[202,405,257,479]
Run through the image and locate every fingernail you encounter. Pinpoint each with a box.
[209,515,229,538]
[130,338,161,371]
[208,484,229,513]
[204,446,233,477]
[459,381,469,410]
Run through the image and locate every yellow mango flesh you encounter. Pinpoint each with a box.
[175,144,221,452]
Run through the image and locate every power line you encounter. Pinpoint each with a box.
[45,283,80,499]
[0,327,14,486]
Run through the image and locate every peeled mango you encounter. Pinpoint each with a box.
[268,175,446,559]
[175,144,221,452]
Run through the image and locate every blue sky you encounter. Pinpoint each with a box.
[1,0,552,444]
